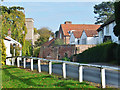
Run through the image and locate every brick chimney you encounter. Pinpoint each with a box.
[64,21,72,24]
[8,28,11,37]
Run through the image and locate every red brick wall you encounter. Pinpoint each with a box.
[39,45,96,61]
[75,45,96,54]
[39,45,75,60]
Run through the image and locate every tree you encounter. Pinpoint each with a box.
[94,1,114,24]
[54,39,64,46]
[113,1,120,43]
[1,39,6,65]
[55,31,59,38]
[35,27,54,47]
[1,6,33,56]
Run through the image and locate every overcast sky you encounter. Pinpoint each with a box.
[2,0,114,32]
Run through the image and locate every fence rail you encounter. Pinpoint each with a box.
[6,56,120,88]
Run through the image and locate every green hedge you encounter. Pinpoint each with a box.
[75,42,120,64]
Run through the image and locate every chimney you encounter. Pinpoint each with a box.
[64,21,72,24]
[8,28,11,37]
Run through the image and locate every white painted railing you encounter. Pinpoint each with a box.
[6,56,120,88]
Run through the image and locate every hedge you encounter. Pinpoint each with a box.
[75,42,120,65]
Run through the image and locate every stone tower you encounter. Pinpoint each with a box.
[25,18,34,45]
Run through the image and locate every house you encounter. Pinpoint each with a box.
[57,21,100,44]
[4,36,22,65]
[97,15,118,44]
[70,30,98,45]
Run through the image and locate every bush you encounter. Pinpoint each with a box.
[54,39,64,46]
[33,47,40,57]
[1,39,6,65]
[76,41,120,64]
[62,57,70,61]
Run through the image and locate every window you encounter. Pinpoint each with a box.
[82,38,86,44]
[106,25,109,35]
[60,33,62,39]
[100,30,104,38]
[77,40,80,44]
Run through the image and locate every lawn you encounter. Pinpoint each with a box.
[2,65,96,88]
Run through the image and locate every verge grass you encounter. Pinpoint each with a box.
[2,65,96,88]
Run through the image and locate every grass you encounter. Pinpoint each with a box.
[2,65,96,88]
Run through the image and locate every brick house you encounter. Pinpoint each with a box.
[57,21,100,44]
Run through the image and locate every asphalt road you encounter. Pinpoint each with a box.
[24,63,119,88]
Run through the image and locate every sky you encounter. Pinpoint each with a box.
[2,0,113,32]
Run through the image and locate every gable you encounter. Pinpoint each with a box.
[61,24,100,36]
[81,31,87,39]
[72,31,83,38]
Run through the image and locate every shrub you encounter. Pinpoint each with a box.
[1,39,6,65]
[33,47,40,57]
[76,41,120,64]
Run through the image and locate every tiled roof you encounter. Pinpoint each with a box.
[84,30,98,37]
[61,24,100,36]
[72,30,98,38]
[72,31,83,38]
[42,38,55,47]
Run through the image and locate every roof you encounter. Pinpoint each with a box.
[25,18,34,22]
[97,14,115,32]
[72,31,83,38]
[5,36,22,47]
[84,30,98,37]
[61,24,100,36]
[72,30,98,38]
[42,38,55,47]
[4,37,11,41]
[102,14,115,27]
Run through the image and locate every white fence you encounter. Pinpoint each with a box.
[6,56,120,88]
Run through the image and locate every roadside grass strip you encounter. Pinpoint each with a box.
[2,65,96,88]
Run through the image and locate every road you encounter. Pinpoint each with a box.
[23,63,120,88]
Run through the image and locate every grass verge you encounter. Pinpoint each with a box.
[2,65,96,88]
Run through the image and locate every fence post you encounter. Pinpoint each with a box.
[31,59,33,71]
[24,58,26,68]
[49,61,52,74]
[17,57,20,67]
[12,58,14,66]
[38,59,41,72]
[79,65,83,82]
[63,62,66,78]
[101,67,106,88]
